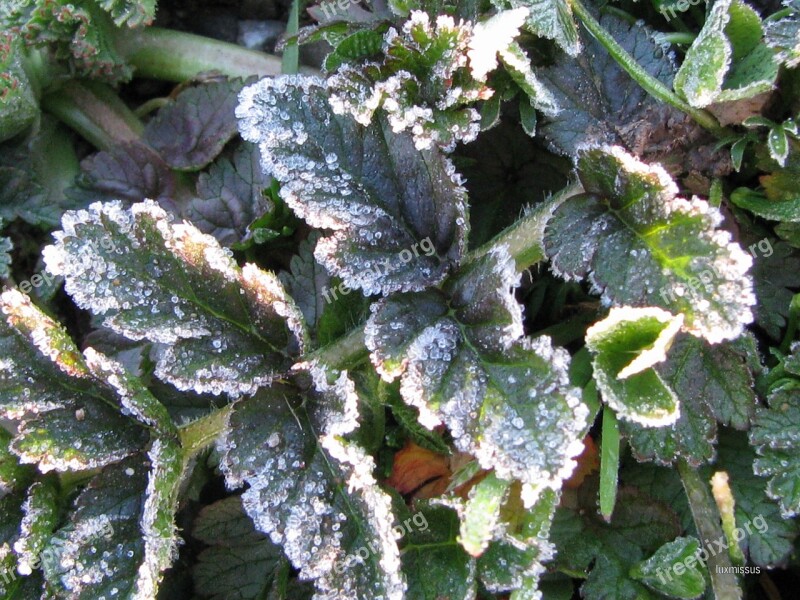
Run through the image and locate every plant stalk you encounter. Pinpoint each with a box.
[41,80,143,151]
[117,27,317,83]
[570,0,725,136]
[677,459,743,600]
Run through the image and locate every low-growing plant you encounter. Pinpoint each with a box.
[1,0,800,599]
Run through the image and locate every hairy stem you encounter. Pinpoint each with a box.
[677,459,743,600]
[179,403,233,460]
[41,80,143,151]
[469,181,581,270]
[117,27,317,83]
[570,0,726,136]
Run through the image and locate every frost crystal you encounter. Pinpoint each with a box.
[366,247,588,506]
[44,200,306,397]
[545,145,755,343]
[220,366,406,599]
[237,75,469,296]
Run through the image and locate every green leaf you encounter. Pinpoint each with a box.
[401,501,476,600]
[746,233,800,340]
[12,477,59,576]
[66,141,178,209]
[43,200,306,397]
[730,187,800,222]
[325,29,384,71]
[623,333,757,466]
[459,472,511,556]
[768,125,790,166]
[0,429,34,496]
[143,79,248,171]
[599,408,620,520]
[94,0,156,27]
[0,289,151,471]
[706,430,800,567]
[765,3,800,68]
[192,496,296,600]
[586,307,684,427]
[0,33,38,142]
[43,440,183,598]
[366,247,588,505]
[550,484,681,599]
[0,230,11,280]
[495,0,580,56]
[279,231,331,335]
[219,366,406,599]
[186,143,274,247]
[674,0,778,108]
[0,1,132,82]
[750,383,800,518]
[237,75,469,296]
[539,14,691,158]
[630,537,706,599]
[545,145,755,344]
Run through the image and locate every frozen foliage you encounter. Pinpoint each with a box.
[14,478,59,575]
[545,145,755,344]
[43,200,306,397]
[494,0,580,56]
[44,442,183,599]
[220,365,405,600]
[366,247,588,506]
[0,288,148,471]
[237,75,469,296]
[585,307,684,427]
[765,0,800,68]
[326,9,557,151]
[674,0,778,107]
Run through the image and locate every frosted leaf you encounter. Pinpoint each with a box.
[674,0,778,108]
[279,231,331,333]
[366,247,588,505]
[13,478,59,576]
[765,1,800,68]
[42,440,183,599]
[498,41,560,117]
[459,473,510,557]
[750,362,800,517]
[468,8,529,81]
[585,307,684,427]
[545,145,755,344]
[237,75,468,296]
[0,289,148,471]
[539,14,694,158]
[219,365,405,600]
[622,332,758,466]
[495,0,580,56]
[43,200,306,397]
[0,428,33,497]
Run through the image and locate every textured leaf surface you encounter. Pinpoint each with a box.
[144,80,246,171]
[550,484,681,600]
[545,145,755,343]
[279,232,331,333]
[706,430,800,567]
[185,144,273,247]
[66,141,177,209]
[43,441,182,599]
[630,537,706,599]
[674,0,778,107]
[13,478,59,576]
[586,307,683,427]
[220,366,406,599]
[0,231,10,280]
[43,200,305,397]
[623,333,757,466]
[192,496,294,600]
[366,247,588,505]
[0,289,149,471]
[539,14,689,157]
[95,0,156,27]
[750,379,800,518]
[237,74,469,296]
[765,2,800,68]
[0,33,37,142]
[459,473,510,557]
[497,0,580,56]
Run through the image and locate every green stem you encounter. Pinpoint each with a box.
[309,326,369,370]
[179,403,233,460]
[117,27,317,83]
[282,0,302,75]
[570,0,725,136]
[677,459,743,600]
[41,80,143,151]
[470,181,581,270]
